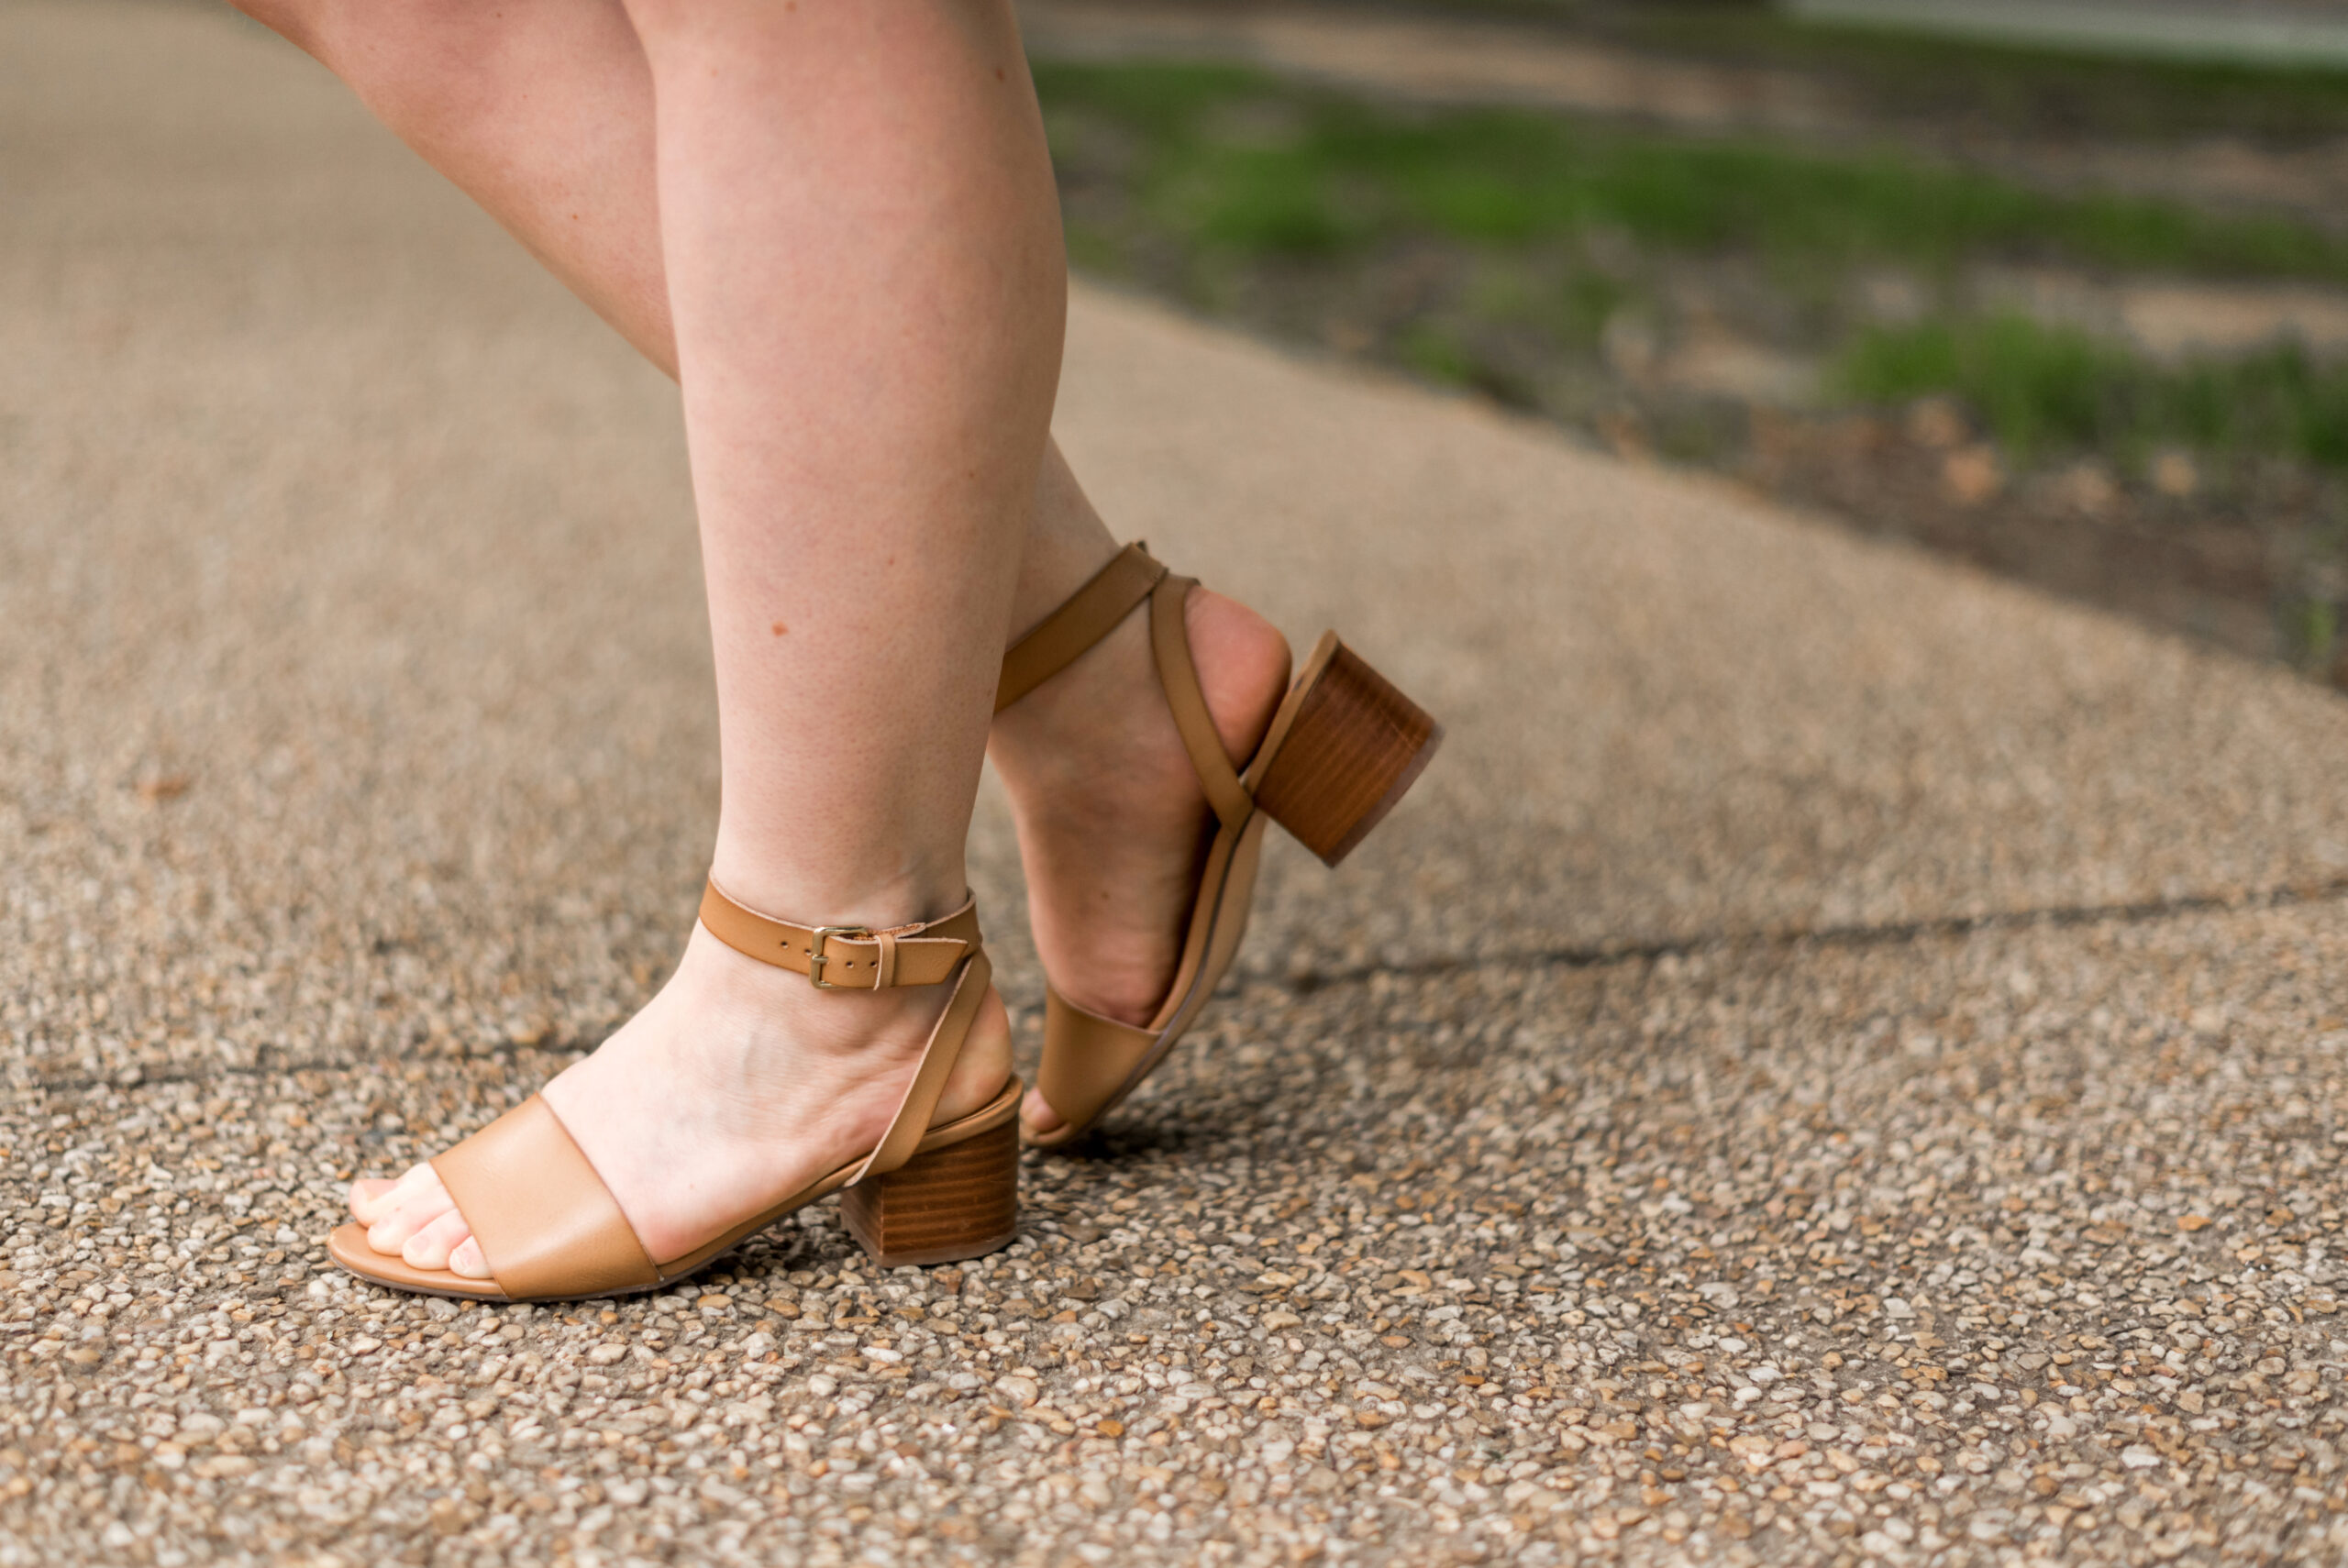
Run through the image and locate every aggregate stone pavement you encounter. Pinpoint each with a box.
[5,4,2348,1565]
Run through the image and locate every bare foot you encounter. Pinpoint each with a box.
[989,585,1292,1137]
[346,921,1011,1280]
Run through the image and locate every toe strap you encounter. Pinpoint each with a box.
[1033,984,1161,1137]
[432,1096,659,1300]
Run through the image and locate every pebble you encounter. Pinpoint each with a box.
[5,903,2346,1562]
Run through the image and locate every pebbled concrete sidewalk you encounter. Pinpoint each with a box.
[5,4,2347,1564]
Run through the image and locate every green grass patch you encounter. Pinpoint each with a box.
[1635,9,2348,139]
[1838,314,2348,467]
[1398,320,1477,385]
[1035,60,2348,284]
[1412,0,2348,143]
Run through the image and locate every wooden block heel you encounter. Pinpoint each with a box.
[1249,632,1444,867]
[841,1115,1020,1267]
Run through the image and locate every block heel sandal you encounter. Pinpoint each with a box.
[994,542,1442,1149]
[325,881,1022,1301]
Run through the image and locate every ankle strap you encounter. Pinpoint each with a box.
[701,878,993,1186]
[1147,566,1257,830]
[852,944,993,1184]
[995,541,1168,713]
[993,538,1274,832]
[698,880,982,990]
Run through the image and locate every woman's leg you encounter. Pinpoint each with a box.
[238,0,1291,1160]
[343,0,1064,1275]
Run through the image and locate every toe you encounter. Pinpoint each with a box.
[449,1237,492,1280]
[365,1176,457,1256]
[401,1207,473,1272]
[350,1163,437,1225]
[1020,1086,1066,1137]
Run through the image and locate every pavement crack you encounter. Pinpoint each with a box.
[26,877,2348,1094]
[15,1040,577,1098]
[1279,873,2348,993]
[17,1052,372,1096]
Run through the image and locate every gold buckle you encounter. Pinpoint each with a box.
[805,925,870,989]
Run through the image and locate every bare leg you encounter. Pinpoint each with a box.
[238,0,1290,1162]
[336,0,1063,1275]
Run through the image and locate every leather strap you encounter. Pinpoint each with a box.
[698,881,995,1186]
[994,542,1168,712]
[992,537,1257,828]
[1033,982,1160,1139]
[402,886,999,1294]
[849,948,993,1184]
[432,1096,659,1300]
[1149,571,1256,830]
[698,881,980,989]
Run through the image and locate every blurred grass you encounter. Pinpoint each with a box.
[1036,38,2348,678]
[1040,58,2348,475]
[1839,315,2348,468]
[1036,60,2348,282]
[1411,0,2348,142]
[1633,12,2348,142]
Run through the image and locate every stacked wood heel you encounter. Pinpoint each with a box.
[1251,632,1444,867]
[841,1117,1020,1266]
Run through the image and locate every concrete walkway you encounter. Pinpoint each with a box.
[5,4,2347,1563]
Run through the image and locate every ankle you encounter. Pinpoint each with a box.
[703,842,974,948]
[553,925,1012,1144]
[992,586,1292,794]
[651,926,946,1081]
[1005,444,1123,638]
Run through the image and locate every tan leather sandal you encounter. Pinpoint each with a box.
[995,542,1442,1150]
[325,881,1022,1302]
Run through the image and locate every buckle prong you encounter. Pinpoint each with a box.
[805,925,870,989]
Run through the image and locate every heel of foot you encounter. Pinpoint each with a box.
[1184,586,1296,766]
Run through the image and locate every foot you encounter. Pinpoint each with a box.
[990,585,1293,1138]
[346,922,1012,1280]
